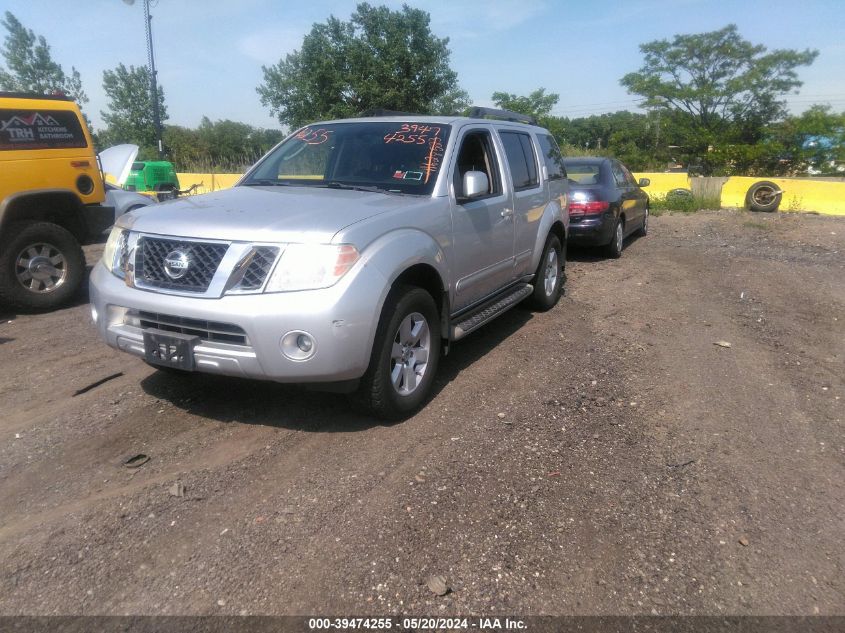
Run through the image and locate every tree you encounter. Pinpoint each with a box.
[99,63,167,158]
[491,88,559,119]
[0,11,87,103]
[621,24,817,173]
[163,119,284,172]
[258,3,464,128]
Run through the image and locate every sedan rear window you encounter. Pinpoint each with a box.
[565,164,601,185]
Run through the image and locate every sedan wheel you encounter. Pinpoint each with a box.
[607,219,624,259]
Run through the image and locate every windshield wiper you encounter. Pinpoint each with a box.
[321,181,403,195]
[244,179,296,187]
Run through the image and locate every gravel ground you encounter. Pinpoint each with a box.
[0,209,842,616]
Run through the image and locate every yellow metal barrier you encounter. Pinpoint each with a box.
[720,176,845,216]
[176,172,241,195]
[632,172,691,195]
[177,171,845,216]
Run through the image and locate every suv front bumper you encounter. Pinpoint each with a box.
[89,261,388,383]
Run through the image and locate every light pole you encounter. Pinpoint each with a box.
[123,0,164,158]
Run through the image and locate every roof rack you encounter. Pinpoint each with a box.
[0,91,72,101]
[466,106,537,126]
[358,108,420,118]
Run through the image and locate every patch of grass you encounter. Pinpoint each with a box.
[743,220,770,230]
[650,192,721,213]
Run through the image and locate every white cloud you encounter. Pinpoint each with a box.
[238,25,307,66]
[425,0,549,39]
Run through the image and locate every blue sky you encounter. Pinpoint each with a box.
[6,0,845,130]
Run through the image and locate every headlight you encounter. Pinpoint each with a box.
[102,227,128,278]
[264,243,359,292]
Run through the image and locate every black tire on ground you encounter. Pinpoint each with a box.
[746,180,782,212]
[528,233,564,311]
[606,217,624,259]
[637,207,649,237]
[354,285,441,420]
[0,221,85,311]
[667,188,693,198]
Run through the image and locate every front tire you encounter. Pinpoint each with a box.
[637,207,649,237]
[528,233,564,311]
[0,221,85,310]
[355,286,441,420]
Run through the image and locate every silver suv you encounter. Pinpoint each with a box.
[90,108,569,418]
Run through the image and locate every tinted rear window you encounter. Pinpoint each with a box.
[538,134,566,180]
[564,163,601,185]
[0,108,87,150]
[500,131,539,190]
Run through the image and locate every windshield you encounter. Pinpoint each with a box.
[242,122,451,195]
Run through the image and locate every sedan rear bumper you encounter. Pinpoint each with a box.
[567,212,616,246]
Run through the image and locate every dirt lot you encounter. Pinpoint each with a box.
[0,210,842,616]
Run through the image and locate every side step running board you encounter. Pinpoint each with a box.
[450,283,533,341]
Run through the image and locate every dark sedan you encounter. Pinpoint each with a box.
[564,157,650,258]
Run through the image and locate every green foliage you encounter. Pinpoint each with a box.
[649,192,721,213]
[257,3,463,128]
[99,63,168,159]
[0,11,87,104]
[492,88,559,118]
[555,110,666,170]
[620,24,817,174]
[164,118,284,172]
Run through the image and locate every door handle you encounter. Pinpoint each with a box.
[501,208,514,219]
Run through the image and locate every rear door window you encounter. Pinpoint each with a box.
[500,131,539,191]
[611,162,628,188]
[0,109,87,150]
[537,134,566,180]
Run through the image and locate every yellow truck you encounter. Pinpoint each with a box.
[0,92,113,310]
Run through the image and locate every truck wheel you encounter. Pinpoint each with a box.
[528,233,564,311]
[0,222,85,310]
[355,285,441,420]
[746,181,782,212]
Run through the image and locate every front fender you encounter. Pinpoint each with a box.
[357,228,450,354]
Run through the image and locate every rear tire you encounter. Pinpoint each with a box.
[0,221,85,311]
[528,233,564,311]
[606,218,624,259]
[354,285,441,420]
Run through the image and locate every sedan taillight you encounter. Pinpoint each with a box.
[568,200,610,216]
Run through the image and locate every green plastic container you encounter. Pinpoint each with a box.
[124,161,180,197]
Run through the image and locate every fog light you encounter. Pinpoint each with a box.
[281,330,316,361]
[90,305,98,324]
[296,334,313,352]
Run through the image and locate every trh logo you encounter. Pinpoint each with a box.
[0,113,62,131]
[163,250,191,280]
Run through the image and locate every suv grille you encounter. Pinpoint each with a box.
[129,310,248,345]
[136,237,228,292]
[237,246,279,290]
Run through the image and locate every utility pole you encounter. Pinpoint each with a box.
[143,0,163,158]
[123,0,163,158]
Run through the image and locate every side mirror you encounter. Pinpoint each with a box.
[462,171,489,199]
[638,178,650,188]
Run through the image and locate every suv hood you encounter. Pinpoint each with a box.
[118,185,433,243]
[99,144,139,186]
